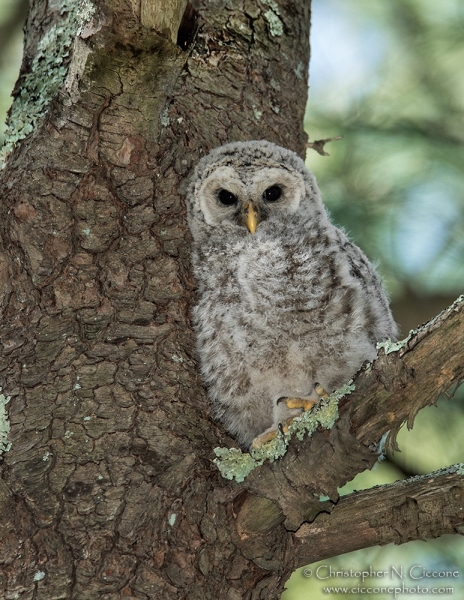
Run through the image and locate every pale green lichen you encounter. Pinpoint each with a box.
[214,382,354,482]
[377,294,464,356]
[252,105,262,121]
[0,0,95,168]
[214,447,258,483]
[264,10,284,36]
[262,0,283,37]
[365,463,464,490]
[160,106,170,127]
[0,390,12,455]
[376,338,410,355]
[289,383,348,441]
[294,62,304,80]
[403,462,464,483]
[262,0,281,15]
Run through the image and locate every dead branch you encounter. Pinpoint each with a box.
[306,136,343,156]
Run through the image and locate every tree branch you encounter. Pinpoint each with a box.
[294,464,464,566]
[306,136,343,156]
[233,296,464,540]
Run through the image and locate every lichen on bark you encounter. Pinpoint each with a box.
[0,0,96,167]
[213,384,348,482]
[0,391,11,455]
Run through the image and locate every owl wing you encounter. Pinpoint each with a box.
[341,236,398,343]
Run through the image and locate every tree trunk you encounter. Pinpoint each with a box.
[0,0,310,598]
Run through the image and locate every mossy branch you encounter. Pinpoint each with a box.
[230,296,464,534]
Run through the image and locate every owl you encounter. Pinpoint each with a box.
[186,140,397,449]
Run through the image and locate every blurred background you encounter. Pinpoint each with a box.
[1,0,463,598]
[288,0,464,597]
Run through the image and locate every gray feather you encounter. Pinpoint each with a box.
[186,141,397,448]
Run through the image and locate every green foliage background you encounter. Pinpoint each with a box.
[0,0,463,598]
[288,0,464,597]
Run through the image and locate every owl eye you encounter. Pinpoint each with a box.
[217,189,238,206]
[263,185,282,202]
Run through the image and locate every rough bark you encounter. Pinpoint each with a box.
[0,0,310,598]
[0,1,463,599]
[294,465,464,566]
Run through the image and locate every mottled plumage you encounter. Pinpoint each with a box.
[186,140,397,448]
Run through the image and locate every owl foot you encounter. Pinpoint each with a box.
[250,417,294,450]
[250,385,330,450]
[278,397,318,411]
[314,383,329,399]
[277,382,329,411]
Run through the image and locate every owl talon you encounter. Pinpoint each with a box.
[277,383,329,413]
[252,388,329,449]
[314,383,329,399]
[250,429,278,449]
[277,397,318,411]
[251,417,294,449]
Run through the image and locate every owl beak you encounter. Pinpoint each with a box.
[243,202,259,234]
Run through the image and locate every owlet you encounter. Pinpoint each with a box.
[186,140,397,448]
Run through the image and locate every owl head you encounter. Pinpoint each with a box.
[186,140,328,241]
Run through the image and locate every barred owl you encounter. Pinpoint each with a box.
[186,141,397,448]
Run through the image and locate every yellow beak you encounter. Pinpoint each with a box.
[244,202,259,234]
